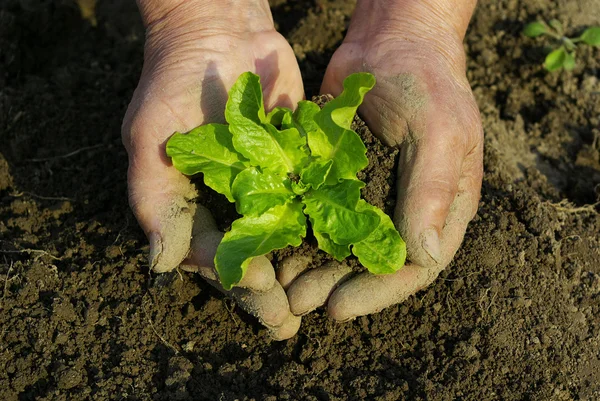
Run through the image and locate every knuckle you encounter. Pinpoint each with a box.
[121,91,150,155]
[420,177,458,206]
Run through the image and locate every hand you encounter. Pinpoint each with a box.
[283,0,484,320]
[122,0,304,339]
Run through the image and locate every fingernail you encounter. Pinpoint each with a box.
[148,232,163,269]
[421,228,442,263]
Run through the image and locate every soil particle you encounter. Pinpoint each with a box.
[0,154,12,191]
[163,356,194,399]
[55,366,85,390]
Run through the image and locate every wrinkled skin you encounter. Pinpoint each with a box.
[123,1,483,338]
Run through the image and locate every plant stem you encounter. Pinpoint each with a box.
[545,31,562,41]
[562,37,576,51]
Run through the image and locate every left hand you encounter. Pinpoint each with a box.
[281,0,484,320]
[122,0,306,339]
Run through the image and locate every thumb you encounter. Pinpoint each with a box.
[395,105,481,268]
[122,95,201,273]
[127,158,196,273]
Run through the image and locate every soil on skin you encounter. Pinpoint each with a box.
[1,0,599,400]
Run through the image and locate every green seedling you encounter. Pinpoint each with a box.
[523,20,600,71]
[167,72,406,289]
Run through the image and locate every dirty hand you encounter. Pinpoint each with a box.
[284,0,484,320]
[122,0,304,339]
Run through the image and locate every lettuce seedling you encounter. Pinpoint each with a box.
[167,72,406,289]
[523,20,600,71]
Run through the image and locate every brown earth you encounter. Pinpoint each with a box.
[1,0,599,400]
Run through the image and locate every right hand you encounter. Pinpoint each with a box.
[122,1,304,340]
[281,0,482,321]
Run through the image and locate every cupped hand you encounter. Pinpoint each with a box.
[283,3,483,320]
[122,2,304,339]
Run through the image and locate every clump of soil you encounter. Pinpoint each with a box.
[1,0,599,400]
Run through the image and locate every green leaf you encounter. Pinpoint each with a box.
[266,107,294,129]
[263,123,310,174]
[309,72,375,184]
[225,72,308,174]
[313,230,351,261]
[580,27,600,46]
[225,71,266,125]
[544,47,567,71]
[523,21,548,38]
[300,159,333,190]
[352,201,406,274]
[215,201,307,290]
[231,167,295,216]
[324,73,375,129]
[224,74,283,171]
[563,52,576,70]
[291,180,309,196]
[292,100,320,136]
[308,126,368,184]
[166,124,247,202]
[230,121,309,175]
[302,179,380,245]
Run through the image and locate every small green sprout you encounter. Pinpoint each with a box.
[166,72,406,289]
[523,20,600,71]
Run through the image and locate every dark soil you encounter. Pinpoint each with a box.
[1,0,599,400]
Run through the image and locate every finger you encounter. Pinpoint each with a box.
[287,262,353,316]
[183,182,294,331]
[253,34,305,111]
[267,312,302,341]
[230,284,291,328]
[186,229,295,334]
[199,268,292,328]
[328,264,428,321]
[437,140,483,258]
[394,102,482,268]
[195,256,298,337]
[276,255,313,290]
[180,205,219,270]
